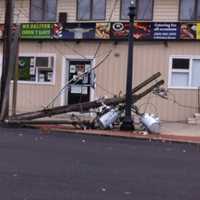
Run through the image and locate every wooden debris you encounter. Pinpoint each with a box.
[10,79,164,121]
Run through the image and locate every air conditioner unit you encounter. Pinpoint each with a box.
[35,57,54,68]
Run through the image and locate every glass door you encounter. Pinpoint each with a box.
[67,60,91,105]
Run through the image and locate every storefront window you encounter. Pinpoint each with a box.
[120,0,153,20]
[77,0,106,20]
[30,0,57,21]
[18,56,54,83]
[170,57,200,88]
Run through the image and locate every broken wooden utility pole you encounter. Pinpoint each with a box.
[11,25,20,117]
[0,0,14,121]
[11,72,164,121]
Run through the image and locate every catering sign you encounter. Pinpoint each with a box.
[153,23,179,40]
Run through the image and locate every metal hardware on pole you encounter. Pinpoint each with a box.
[120,0,136,131]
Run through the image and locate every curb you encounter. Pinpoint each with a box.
[37,124,200,145]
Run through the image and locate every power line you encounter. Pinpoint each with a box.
[166,91,199,110]
[153,89,199,110]
[95,81,116,96]
[13,0,117,111]
[46,48,113,108]
[63,42,88,59]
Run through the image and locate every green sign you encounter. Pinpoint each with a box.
[21,23,53,39]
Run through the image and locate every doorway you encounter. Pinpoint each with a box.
[65,59,93,105]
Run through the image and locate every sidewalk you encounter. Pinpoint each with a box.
[159,122,200,144]
[38,121,200,144]
[160,122,200,137]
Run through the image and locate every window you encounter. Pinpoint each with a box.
[30,0,57,21]
[169,57,200,88]
[120,0,153,20]
[18,56,54,83]
[179,0,200,20]
[77,0,106,20]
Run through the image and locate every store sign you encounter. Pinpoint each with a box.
[52,23,96,40]
[17,22,200,41]
[111,22,129,39]
[111,22,152,40]
[95,23,111,39]
[179,23,196,40]
[197,24,200,40]
[134,22,152,40]
[0,24,3,39]
[21,23,53,39]
[153,23,179,40]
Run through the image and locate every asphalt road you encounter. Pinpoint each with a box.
[0,127,200,200]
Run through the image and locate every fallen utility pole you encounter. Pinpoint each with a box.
[131,72,161,94]
[5,119,91,126]
[12,72,161,120]
[11,78,164,121]
[0,0,14,121]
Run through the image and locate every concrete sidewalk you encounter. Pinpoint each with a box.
[38,121,200,144]
[160,122,200,137]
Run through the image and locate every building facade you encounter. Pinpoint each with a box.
[0,0,200,122]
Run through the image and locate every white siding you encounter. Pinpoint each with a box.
[14,0,29,23]
[153,0,179,21]
[57,0,76,22]
[0,0,5,23]
[0,0,181,23]
[0,0,29,23]
[106,0,121,21]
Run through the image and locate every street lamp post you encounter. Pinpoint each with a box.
[120,0,136,131]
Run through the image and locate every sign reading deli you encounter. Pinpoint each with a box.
[17,22,200,41]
